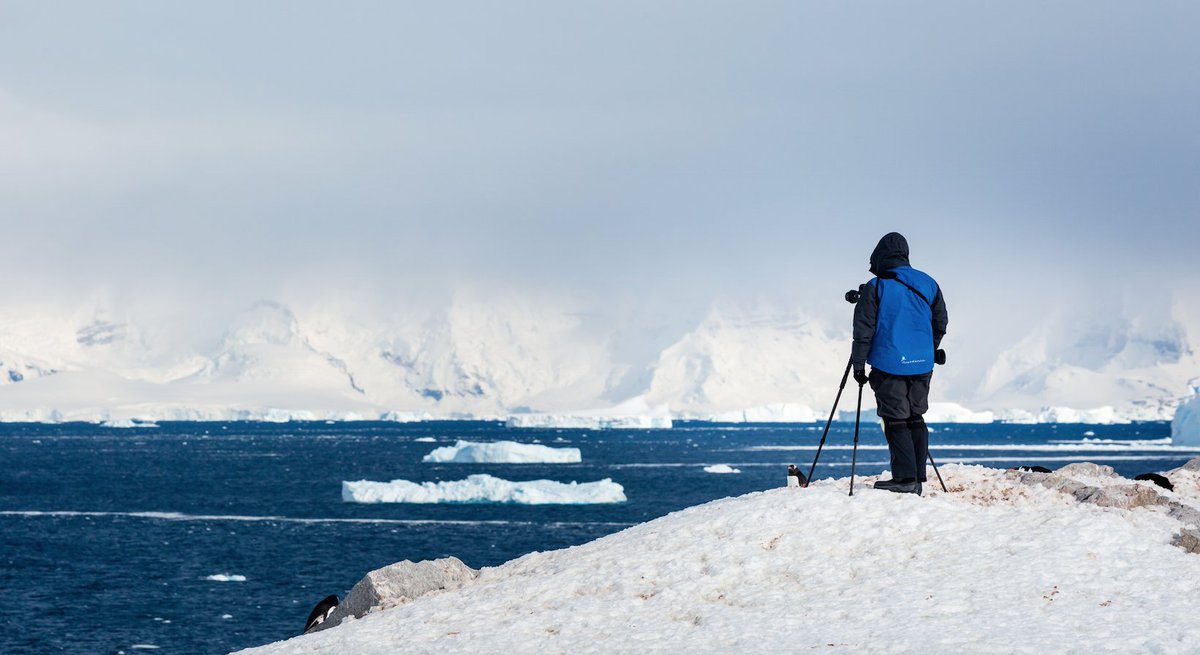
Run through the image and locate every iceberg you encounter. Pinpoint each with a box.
[100,418,159,428]
[422,440,581,464]
[922,402,995,423]
[707,403,818,423]
[341,474,625,504]
[702,464,741,474]
[1173,392,1200,446]
[505,414,671,430]
[506,395,672,430]
[381,411,435,423]
[204,574,246,582]
[1034,405,1128,425]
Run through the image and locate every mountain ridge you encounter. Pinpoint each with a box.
[0,297,1194,422]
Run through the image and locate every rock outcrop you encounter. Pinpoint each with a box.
[1016,457,1200,555]
[313,557,479,632]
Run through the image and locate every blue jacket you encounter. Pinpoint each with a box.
[851,233,948,376]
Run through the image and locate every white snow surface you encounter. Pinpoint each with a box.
[422,440,582,464]
[242,463,1200,655]
[702,464,741,474]
[1173,391,1200,446]
[341,474,625,505]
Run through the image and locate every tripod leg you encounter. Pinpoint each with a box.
[928,451,948,493]
[849,383,864,497]
[806,359,853,485]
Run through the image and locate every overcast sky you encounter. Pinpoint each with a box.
[1,1,1197,349]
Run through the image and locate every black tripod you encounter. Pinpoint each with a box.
[806,358,947,495]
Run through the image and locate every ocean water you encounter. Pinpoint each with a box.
[1,420,1192,654]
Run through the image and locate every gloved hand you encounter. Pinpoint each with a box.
[935,349,947,365]
[853,368,869,386]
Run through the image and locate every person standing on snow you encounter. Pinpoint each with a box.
[850,232,948,495]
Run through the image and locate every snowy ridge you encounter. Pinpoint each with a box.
[341,474,626,505]
[242,461,1200,654]
[421,441,582,464]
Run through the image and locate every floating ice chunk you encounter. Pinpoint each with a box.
[703,464,741,474]
[130,645,161,650]
[995,408,1039,424]
[413,437,438,443]
[506,414,671,430]
[708,403,817,423]
[381,411,434,423]
[506,396,671,430]
[923,402,995,424]
[101,418,159,428]
[204,574,247,582]
[1037,406,1129,425]
[422,440,581,464]
[342,474,625,504]
[1174,393,1200,446]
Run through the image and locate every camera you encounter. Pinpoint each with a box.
[844,289,859,304]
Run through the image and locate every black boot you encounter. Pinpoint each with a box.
[883,480,922,495]
[873,477,913,489]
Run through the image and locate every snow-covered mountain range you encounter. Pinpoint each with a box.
[0,294,1195,423]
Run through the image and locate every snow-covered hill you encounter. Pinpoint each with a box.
[976,302,1199,421]
[237,461,1200,654]
[0,295,1195,422]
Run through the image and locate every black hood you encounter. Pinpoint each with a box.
[869,232,910,276]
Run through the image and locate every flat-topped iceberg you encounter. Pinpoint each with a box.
[922,402,995,423]
[506,414,671,429]
[342,474,625,504]
[706,403,818,423]
[100,418,160,428]
[422,440,581,464]
[506,395,672,430]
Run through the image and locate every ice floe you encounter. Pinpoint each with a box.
[341,474,625,505]
[422,440,581,464]
[702,464,741,474]
[203,574,246,582]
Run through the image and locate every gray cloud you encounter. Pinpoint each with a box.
[0,1,1197,358]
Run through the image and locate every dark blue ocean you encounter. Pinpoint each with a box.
[2,420,1192,654]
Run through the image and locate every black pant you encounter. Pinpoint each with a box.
[869,369,932,482]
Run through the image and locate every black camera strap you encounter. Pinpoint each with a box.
[876,273,933,307]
